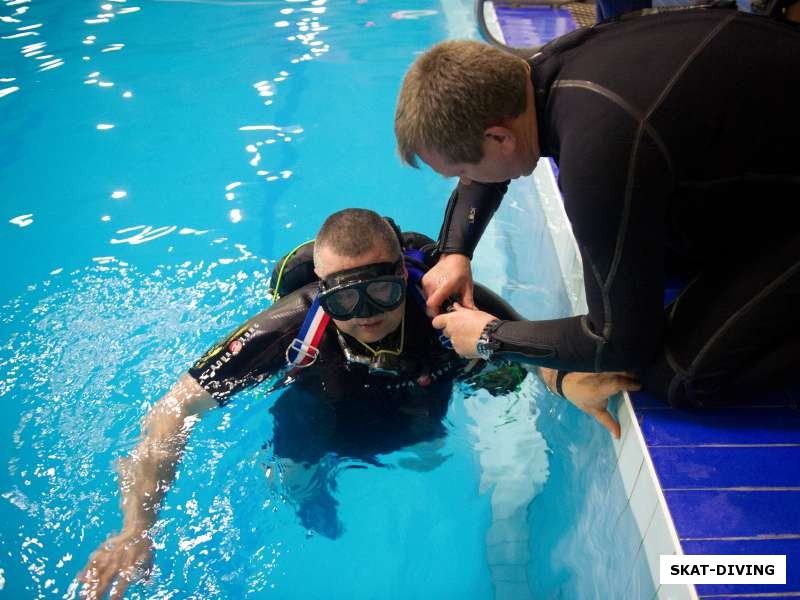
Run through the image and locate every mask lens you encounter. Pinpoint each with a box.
[366,280,403,307]
[325,288,360,317]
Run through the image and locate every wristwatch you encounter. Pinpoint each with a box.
[555,369,568,398]
[476,319,503,360]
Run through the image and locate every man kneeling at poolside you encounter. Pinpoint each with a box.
[77,208,637,599]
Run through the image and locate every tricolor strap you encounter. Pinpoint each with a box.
[284,250,451,376]
[285,296,330,375]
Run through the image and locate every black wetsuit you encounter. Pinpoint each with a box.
[187,249,522,536]
[439,8,800,407]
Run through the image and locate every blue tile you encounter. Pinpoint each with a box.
[631,390,668,409]
[663,276,687,307]
[637,406,800,446]
[651,446,800,489]
[696,596,799,600]
[631,392,666,410]
[683,538,800,596]
[664,286,682,306]
[666,490,800,539]
[548,158,559,180]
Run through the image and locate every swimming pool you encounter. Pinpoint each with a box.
[1,0,656,597]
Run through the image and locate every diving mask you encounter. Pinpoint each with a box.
[318,260,405,320]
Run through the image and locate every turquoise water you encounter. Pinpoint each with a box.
[1,1,649,598]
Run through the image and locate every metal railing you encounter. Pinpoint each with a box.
[474,0,544,56]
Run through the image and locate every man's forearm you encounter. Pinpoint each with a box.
[491,317,592,370]
[117,417,193,532]
[437,180,508,259]
[116,376,214,534]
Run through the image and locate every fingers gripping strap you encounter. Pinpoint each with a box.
[408,280,452,350]
[405,256,453,351]
[404,256,427,289]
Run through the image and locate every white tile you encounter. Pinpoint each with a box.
[625,541,658,600]
[612,394,634,459]
[644,505,678,587]
[657,583,697,600]
[617,424,644,501]
[617,504,647,566]
[630,464,659,540]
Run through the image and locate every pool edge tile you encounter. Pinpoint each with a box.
[618,396,645,502]
[624,392,699,600]
[613,393,634,460]
[657,583,696,600]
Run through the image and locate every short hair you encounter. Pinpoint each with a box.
[395,40,529,167]
[314,208,402,269]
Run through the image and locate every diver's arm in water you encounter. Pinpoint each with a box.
[76,287,313,597]
[77,374,216,599]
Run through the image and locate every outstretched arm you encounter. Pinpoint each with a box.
[76,287,313,598]
[77,374,216,600]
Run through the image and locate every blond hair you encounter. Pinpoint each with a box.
[395,40,529,167]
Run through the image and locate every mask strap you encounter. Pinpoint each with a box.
[405,260,453,350]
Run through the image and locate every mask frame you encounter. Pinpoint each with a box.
[318,260,405,321]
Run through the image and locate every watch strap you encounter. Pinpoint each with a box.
[555,369,568,398]
[477,318,504,359]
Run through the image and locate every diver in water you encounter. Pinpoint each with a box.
[77,208,636,599]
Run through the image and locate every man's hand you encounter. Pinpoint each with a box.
[75,375,215,599]
[78,530,153,599]
[541,368,641,439]
[421,253,475,316]
[432,303,497,358]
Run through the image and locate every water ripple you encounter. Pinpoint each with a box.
[0,258,275,598]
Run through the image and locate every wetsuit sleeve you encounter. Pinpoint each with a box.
[473,283,524,321]
[437,180,509,259]
[187,284,315,405]
[492,104,674,371]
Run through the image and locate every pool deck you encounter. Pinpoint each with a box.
[633,388,800,599]
[492,2,800,598]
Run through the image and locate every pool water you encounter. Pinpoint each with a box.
[1,0,651,598]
